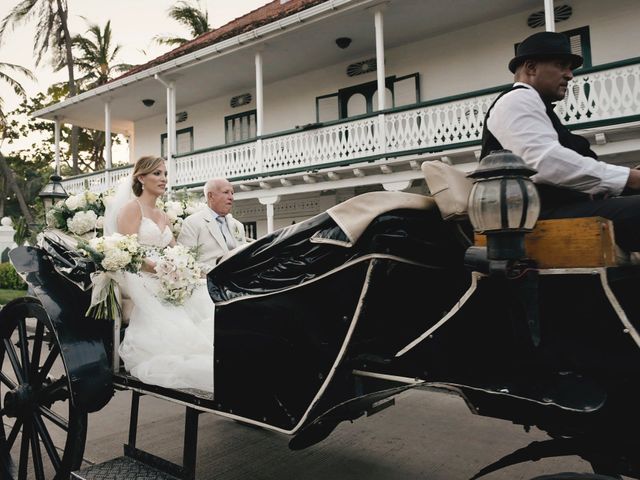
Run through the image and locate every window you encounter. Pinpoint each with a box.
[161,126,194,157]
[225,109,257,143]
[562,26,591,69]
[315,73,420,121]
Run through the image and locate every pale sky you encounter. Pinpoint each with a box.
[0,0,269,154]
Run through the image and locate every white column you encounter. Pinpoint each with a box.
[374,8,386,111]
[544,0,555,32]
[104,101,112,189]
[255,50,265,175]
[169,82,177,189]
[374,8,388,156]
[155,74,176,189]
[54,117,61,176]
[259,195,280,234]
[255,50,264,136]
[104,101,112,170]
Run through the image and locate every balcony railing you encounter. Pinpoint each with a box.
[62,58,640,195]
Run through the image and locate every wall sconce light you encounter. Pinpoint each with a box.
[142,99,155,107]
[335,37,352,49]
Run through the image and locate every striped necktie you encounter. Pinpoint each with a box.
[216,216,236,249]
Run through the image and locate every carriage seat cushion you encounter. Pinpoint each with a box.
[421,160,473,221]
[321,191,435,246]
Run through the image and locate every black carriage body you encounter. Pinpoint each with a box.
[9,242,113,413]
[210,204,470,432]
[6,191,640,478]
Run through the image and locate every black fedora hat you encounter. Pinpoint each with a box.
[508,31,583,73]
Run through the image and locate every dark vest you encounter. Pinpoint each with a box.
[481,85,597,209]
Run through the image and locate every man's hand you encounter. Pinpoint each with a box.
[626,168,640,191]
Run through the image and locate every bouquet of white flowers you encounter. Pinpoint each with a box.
[78,233,145,320]
[46,190,107,237]
[154,244,201,305]
[158,190,207,236]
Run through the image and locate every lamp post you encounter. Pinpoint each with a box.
[467,150,540,260]
[38,174,68,213]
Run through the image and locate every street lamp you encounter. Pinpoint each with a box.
[467,150,540,260]
[38,174,68,213]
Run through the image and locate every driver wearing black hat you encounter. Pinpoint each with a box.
[481,31,640,252]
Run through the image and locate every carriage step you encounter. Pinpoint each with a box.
[71,456,180,480]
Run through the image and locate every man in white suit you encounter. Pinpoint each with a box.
[177,177,247,274]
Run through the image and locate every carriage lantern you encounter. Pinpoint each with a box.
[38,174,68,212]
[467,150,540,260]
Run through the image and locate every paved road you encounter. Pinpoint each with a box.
[78,387,598,480]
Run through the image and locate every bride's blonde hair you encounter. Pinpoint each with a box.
[132,156,165,197]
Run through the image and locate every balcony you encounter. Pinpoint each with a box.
[62,58,640,195]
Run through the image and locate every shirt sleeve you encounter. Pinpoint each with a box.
[487,86,630,196]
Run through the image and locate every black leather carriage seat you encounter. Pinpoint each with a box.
[208,191,469,303]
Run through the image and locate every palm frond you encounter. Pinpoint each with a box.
[153,34,190,47]
[155,0,210,46]
[0,0,38,42]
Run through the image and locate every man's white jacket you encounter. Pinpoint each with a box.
[177,208,246,274]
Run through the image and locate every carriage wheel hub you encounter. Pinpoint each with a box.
[3,384,34,418]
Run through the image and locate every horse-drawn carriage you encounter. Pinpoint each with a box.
[1,156,640,480]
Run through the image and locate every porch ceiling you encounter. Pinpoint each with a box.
[38,0,541,132]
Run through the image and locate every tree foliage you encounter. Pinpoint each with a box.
[154,0,210,47]
[4,84,124,173]
[0,0,80,170]
[58,19,133,90]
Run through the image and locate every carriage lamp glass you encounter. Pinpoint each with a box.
[39,174,68,212]
[467,150,540,260]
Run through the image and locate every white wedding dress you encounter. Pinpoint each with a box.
[118,215,215,392]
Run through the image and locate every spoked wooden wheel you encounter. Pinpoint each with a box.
[0,297,87,479]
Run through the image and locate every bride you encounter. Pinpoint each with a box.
[104,155,215,392]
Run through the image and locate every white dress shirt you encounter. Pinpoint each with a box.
[487,82,630,196]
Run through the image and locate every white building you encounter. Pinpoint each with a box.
[34,0,640,238]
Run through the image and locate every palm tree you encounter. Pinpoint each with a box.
[154,0,211,47]
[56,19,133,170]
[0,0,80,173]
[63,20,133,89]
[0,61,35,223]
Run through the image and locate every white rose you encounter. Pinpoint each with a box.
[95,216,104,229]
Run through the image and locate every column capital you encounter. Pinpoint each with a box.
[383,180,411,192]
[259,195,281,206]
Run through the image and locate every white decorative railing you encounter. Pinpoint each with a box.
[174,142,257,187]
[556,61,640,124]
[62,61,640,194]
[262,115,380,172]
[385,94,496,153]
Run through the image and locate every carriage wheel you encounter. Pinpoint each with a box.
[0,297,87,479]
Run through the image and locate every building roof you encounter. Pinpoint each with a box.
[116,0,327,82]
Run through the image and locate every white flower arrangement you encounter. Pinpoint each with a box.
[160,190,206,235]
[46,189,107,238]
[154,244,201,306]
[78,233,145,320]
